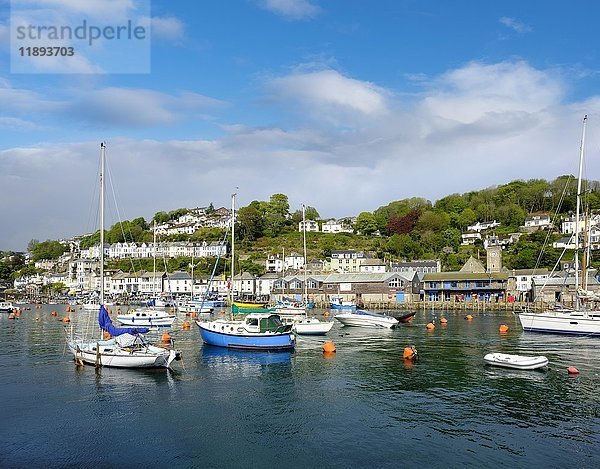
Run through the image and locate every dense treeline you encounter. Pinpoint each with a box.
[10,176,600,282]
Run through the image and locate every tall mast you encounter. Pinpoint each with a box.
[153,220,157,298]
[100,142,105,306]
[302,204,308,303]
[574,115,587,309]
[229,192,236,304]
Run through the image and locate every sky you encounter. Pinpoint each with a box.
[1,0,600,251]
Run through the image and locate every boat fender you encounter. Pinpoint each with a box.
[403,346,418,361]
[323,341,336,353]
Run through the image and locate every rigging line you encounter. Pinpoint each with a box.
[533,175,572,273]
[105,160,143,276]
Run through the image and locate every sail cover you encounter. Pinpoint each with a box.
[98,305,149,336]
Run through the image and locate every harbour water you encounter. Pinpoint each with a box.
[2,306,599,468]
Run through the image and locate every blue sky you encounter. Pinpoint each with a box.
[1,0,600,250]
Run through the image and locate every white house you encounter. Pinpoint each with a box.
[467,220,500,232]
[511,269,550,300]
[461,232,482,245]
[321,219,353,234]
[523,214,552,231]
[266,255,285,273]
[164,271,192,295]
[298,220,319,233]
[561,214,600,234]
[359,258,387,273]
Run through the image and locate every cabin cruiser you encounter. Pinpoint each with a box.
[335,309,398,328]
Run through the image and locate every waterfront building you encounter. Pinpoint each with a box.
[359,258,387,273]
[423,257,508,302]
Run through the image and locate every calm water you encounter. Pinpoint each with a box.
[2,306,599,468]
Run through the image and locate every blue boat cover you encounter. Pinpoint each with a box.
[98,305,149,336]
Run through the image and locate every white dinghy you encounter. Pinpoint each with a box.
[483,353,548,370]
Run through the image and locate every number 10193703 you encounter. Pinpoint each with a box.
[19,46,75,57]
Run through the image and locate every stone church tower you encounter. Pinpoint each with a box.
[486,246,502,273]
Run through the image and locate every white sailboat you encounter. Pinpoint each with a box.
[66,142,181,368]
[289,204,333,336]
[117,222,177,327]
[518,115,600,335]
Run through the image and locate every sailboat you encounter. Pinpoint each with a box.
[196,193,296,350]
[66,142,182,368]
[518,115,600,335]
[117,223,177,327]
[288,204,334,336]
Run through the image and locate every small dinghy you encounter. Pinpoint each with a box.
[484,353,548,370]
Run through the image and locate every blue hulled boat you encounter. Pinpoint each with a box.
[196,312,296,351]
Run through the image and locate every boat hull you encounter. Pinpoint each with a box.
[197,323,295,350]
[67,340,178,368]
[293,319,334,335]
[116,315,176,327]
[335,313,398,328]
[518,311,600,336]
[484,353,548,370]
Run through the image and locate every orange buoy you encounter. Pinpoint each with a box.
[103,331,111,340]
[499,324,509,333]
[403,346,418,360]
[51,311,57,316]
[161,333,172,343]
[465,314,473,320]
[567,366,580,375]
[440,318,448,324]
[8,313,15,319]
[182,321,191,330]
[324,311,330,317]
[62,317,71,323]
[426,322,435,330]
[323,341,336,353]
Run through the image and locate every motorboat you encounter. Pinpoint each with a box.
[278,312,334,335]
[483,353,548,370]
[398,311,417,323]
[116,308,177,327]
[335,309,399,328]
[177,300,214,314]
[329,295,357,310]
[196,312,295,350]
[292,316,334,335]
[0,301,18,313]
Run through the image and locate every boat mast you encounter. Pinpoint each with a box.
[229,192,236,305]
[574,115,587,310]
[302,204,308,304]
[100,142,105,307]
[153,220,157,300]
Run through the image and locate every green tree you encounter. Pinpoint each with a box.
[355,212,378,235]
[237,201,265,241]
[263,194,290,237]
[30,240,67,261]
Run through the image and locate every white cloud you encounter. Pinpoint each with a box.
[269,69,389,122]
[499,16,532,33]
[258,0,321,20]
[420,61,564,124]
[1,60,600,251]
